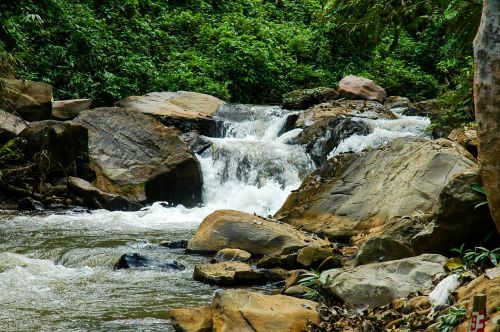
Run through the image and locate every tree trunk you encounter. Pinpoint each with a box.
[473,0,500,234]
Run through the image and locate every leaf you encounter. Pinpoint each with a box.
[471,184,486,195]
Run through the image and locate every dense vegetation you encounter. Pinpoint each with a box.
[0,0,481,128]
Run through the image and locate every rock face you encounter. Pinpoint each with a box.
[51,99,92,120]
[73,108,203,206]
[187,210,328,255]
[0,79,52,121]
[170,306,213,332]
[354,237,414,266]
[338,76,386,103]
[193,261,263,286]
[276,138,493,253]
[210,290,320,332]
[0,110,27,143]
[116,91,224,136]
[282,87,339,110]
[323,254,446,308]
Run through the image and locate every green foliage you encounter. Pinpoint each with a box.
[436,306,467,332]
[463,247,500,268]
[299,269,328,301]
[471,184,489,210]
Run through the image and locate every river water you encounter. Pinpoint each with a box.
[0,104,429,331]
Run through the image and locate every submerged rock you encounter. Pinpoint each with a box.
[114,253,185,270]
[159,240,189,249]
[193,261,263,286]
[282,87,339,110]
[73,107,203,206]
[187,210,328,256]
[338,75,386,103]
[17,197,44,211]
[0,78,52,121]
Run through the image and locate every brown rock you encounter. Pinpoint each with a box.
[383,96,412,111]
[187,210,327,256]
[210,290,320,332]
[52,99,92,120]
[317,256,342,272]
[0,110,27,143]
[338,75,386,103]
[0,78,52,121]
[193,261,263,286]
[213,248,251,262]
[170,306,212,332]
[448,127,478,155]
[296,246,334,268]
[256,254,298,269]
[284,270,308,290]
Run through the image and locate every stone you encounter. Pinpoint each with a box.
[179,131,211,154]
[354,237,414,266]
[17,197,44,211]
[193,261,263,286]
[322,254,447,308]
[284,270,308,289]
[213,248,251,262]
[51,99,92,120]
[159,240,189,249]
[282,87,339,110]
[262,268,289,282]
[256,254,298,270]
[276,138,493,254]
[67,176,139,211]
[383,96,412,111]
[317,256,342,272]
[170,306,212,332]
[283,285,310,298]
[116,91,224,136]
[210,290,321,332]
[73,108,203,206]
[0,110,27,143]
[187,210,327,256]
[338,75,386,103]
[0,78,52,121]
[448,127,478,156]
[296,246,334,269]
[114,253,185,270]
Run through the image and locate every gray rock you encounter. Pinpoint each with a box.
[322,254,447,307]
[193,261,263,286]
[52,99,92,120]
[383,96,412,111]
[338,76,386,103]
[355,237,414,266]
[282,87,339,110]
[0,79,52,121]
[0,110,27,143]
[213,248,252,262]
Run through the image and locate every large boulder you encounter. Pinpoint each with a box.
[210,290,320,332]
[282,87,339,110]
[0,110,27,143]
[170,306,213,332]
[276,138,494,253]
[116,91,224,136]
[51,99,92,120]
[338,75,386,103]
[187,210,328,256]
[114,253,185,271]
[322,254,446,308]
[354,237,414,266]
[0,78,52,121]
[73,108,203,206]
[193,261,263,286]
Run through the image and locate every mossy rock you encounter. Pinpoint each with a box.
[282,87,339,110]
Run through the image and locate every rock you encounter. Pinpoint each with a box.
[261,268,289,282]
[116,91,224,136]
[354,237,414,266]
[73,108,203,206]
[170,306,212,332]
[296,246,334,269]
[317,256,342,272]
[0,110,27,143]
[17,197,44,211]
[383,96,412,111]
[193,261,263,286]
[322,254,446,308]
[114,253,185,270]
[67,176,139,211]
[283,285,310,298]
[448,127,478,156]
[210,290,321,332]
[338,75,386,103]
[179,131,211,154]
[51,99,92,120]
[0,78,52,121]
[295,99,395,127]
[276,138,492,253]
[282,87,339,110]
[292,115,370,165]
[213,248,251,262]
[187,210,328,255]
[284,270,308,289]
[256,254,298,270]
[159,240,189,249]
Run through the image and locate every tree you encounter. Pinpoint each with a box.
[473,0,500,234]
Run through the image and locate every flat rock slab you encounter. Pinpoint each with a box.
[0,110,27,142]
[187,209,328,256]
[193,261,263,286]
[322,254,446,308]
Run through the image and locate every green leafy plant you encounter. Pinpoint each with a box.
[299,269,328,301]
[463,247,500,268]
[436,306,467,332]
[471,184,489,209]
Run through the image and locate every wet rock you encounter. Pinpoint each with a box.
[51,99,92,120]
[213,248,251,262]
[17,197,44,211]
[354,237,414,266]
[114,253,185,270]
[383,96,412,111]
[116,91,224,136]
[322,254,446,307]
[284,270,308,290]
[0,110,27,144]
[67,177,140,211]
[278,113,299,135]
[210,290,320,332]
[256,254,298,270]
[262,268,289,282]
[282,87,339,110]
[179,131,211,154]
[193,261,263,286]
[73,108,203,206]
[338,76,386,103]
[0,78,52,121]
[170,306,212,332]
[283,285,310,298]
[187,210,327,256]
[159,240,189,249]
[317,256,342,272]
[296,246,334,269]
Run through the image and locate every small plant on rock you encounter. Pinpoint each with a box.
[299,270,328,301]
[436,306,467,332]
[463,247,500,268]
